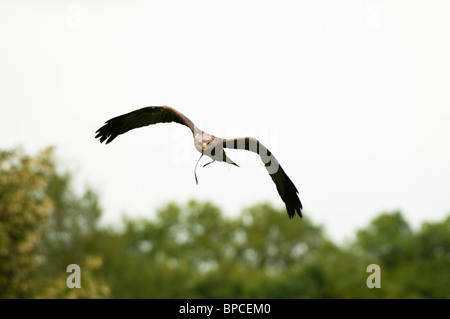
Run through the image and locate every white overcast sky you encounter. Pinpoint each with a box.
[1,0,449,243]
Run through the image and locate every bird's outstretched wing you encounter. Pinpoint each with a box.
[95,106,195,144]
[223,137,302,218]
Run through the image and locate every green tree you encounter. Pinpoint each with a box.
[0,147,54,298]
[405,216,450,298]
[92,201,335,298]
[93,203,449,298]
[354,212,415,267]
[352,211,450,298]
[3,146,448,298]
[0,147,109,298]
[37,168,102,278]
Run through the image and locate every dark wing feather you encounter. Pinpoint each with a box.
[95,106,195,144]
[223,137,303,218]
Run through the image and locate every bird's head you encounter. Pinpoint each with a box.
[194,132,216,155]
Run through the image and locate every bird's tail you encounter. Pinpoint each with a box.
[222,150,239,167]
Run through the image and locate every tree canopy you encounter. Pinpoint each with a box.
[0,147,448,298]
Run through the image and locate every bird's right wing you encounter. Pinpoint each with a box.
[223,137,303,218]
[95,106,195,144]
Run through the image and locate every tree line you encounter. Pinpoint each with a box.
[0,147,448,298]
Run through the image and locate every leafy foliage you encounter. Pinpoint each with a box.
[0,147,54,297]
[0,147,449,298]
[0,147,108,298]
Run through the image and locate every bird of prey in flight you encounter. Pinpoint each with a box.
[95,106,303,218]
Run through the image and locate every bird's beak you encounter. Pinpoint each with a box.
[202,143,207,151]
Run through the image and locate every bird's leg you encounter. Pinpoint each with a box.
[203,160,215,168]
[194,154,203,185]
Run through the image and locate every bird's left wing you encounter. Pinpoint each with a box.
[95,106,195,144]
[223,137,303,218]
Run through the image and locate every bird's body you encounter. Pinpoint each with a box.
[193,131,238,166]
[95,106,303,218]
